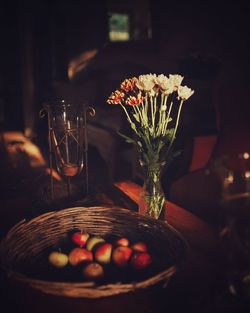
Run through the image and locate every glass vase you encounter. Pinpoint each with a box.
[138,160,166,220]
[41,100,95,200]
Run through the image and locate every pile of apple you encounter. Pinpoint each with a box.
[48,231,152,281]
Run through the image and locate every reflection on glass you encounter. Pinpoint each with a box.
[41,101,95,199]
[50,107,84,177]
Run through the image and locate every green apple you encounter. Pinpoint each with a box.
[48,251,68,268]
[86,236,105,251]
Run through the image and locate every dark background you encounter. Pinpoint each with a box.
[1,0,250,133]
[0,3,250,311]
[0,0,250,206]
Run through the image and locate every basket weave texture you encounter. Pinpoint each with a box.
[0,206,187,298]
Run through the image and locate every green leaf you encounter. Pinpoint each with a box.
[137,141,143,148]
[133,114,140,122]
[160,147,182,164]
[117,131,136,144]
[160,129,174,145]
[161,137,171,146]
[141,152,149,163]
[130,122,137,132]
[165,128,175,138]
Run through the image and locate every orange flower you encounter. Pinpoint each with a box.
[120,77,137,93]
[125,94,144,106]
[107,90,125,104]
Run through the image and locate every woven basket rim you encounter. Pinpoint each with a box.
[0,206,188,298]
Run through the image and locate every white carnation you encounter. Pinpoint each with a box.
[155,74,174,95]
[136,74,156,92]
[177,85,194,100]
[169,74,184,90]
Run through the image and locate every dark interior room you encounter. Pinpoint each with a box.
[0,0,250,312]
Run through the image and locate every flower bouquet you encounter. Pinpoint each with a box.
[107,74,194,219]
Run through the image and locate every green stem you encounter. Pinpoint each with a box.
[120,104,132,124]
[133,105,143,124]
[154,96,157,136]
[142,100,148,127]
[145,96,148,117]
[159,94,169,137]
[156,94,164,137]
[150,96,154,133]
[121,104,139,135]
[161,95,168,135]
[164,100,173,134]
[141,161,165,219]
[166,99,184,155]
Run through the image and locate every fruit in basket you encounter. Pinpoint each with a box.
[68,248,93,266]
[71,231,90,248]
[112,246,133,267]
[48,251,68,268]
[94,243,113,264]
[130,252,152,271]
[131,242,148,253]
[82,262,104,280]
[86,236,105,251]
[115,237,129,247]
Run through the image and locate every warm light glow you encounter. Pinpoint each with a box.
[243,152,250,160]
[227,173,234,183]
[24,127,33,138]
[68,49,98,80]
[2,131,46,168]
[245,171,250,179]
[45,168,62,181]
[109,30,130,41]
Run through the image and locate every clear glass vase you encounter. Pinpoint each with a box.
[138,160,166,220]
[41,100,95,199]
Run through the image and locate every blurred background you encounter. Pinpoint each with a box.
[0,0,250,224]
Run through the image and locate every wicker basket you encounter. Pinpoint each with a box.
[0,206,187,298]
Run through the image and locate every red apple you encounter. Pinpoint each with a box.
[71,231,90,247]
[48,251,68,268]
[115,237,129,247]
[130,252,152,271]
[112,246,132,267]
[86,236,105,251]
[94,243,113,264]
[131,242,148,253]
[68,248,93,266]
[82,262,104,280]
